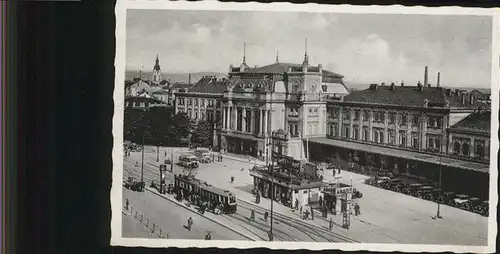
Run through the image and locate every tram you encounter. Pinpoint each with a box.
[174,174,237,214]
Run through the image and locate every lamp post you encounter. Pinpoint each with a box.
[269,130,276,241]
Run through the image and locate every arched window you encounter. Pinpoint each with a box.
[454,142,460,155]
[476,142,485,159]
[364,129,369,141]
[462,143,470,156]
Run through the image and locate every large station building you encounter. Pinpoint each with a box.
[173,44,492,201]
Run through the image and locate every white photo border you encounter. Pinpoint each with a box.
[111,1,500,252]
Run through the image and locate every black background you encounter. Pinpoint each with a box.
[12,0,498,254]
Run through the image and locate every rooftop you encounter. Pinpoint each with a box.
[450,110,491,133]
[232,62,344,79]
[170,82,194,90]
[187,76,229,94]
[342,84,483,108]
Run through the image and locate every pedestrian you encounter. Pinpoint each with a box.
[264,211,269,222]
[329,218,333,231]
[300,206,303,215]
[135,161,139,167]
[310,206,315,220]
[250,209,255,222]
[230,176,234,184]
[187,217,193,231]
[125,198,129,210]
[354,203,361,216]
[295,199,299,210]
[205,232,212,240]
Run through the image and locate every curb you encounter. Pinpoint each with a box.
[145,188,258,241]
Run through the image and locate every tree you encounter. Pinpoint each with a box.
[191,121,214,148]
[123,106,192,147]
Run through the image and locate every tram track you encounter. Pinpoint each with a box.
[238,199,359,243]
[124,153,358,243]
[237,202,333,242]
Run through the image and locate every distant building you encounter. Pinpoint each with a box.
[448,109,490,163]
[469,88,491,105]
[125,96,167,110]
[152,54,162,83]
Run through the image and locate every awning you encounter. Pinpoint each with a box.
[308,137,490,173]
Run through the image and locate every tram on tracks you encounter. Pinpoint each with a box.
[174,174,237,214]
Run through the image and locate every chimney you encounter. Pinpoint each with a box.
[437,72,440,87]
[461,94,466,105]
[401,81,405,87]
[469,94,475,105]
[390,82,396,91]
[188,74,192,84]
[424,66,428,87]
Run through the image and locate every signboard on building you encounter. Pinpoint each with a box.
[272,152,301,176]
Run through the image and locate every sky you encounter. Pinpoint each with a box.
[126,10,492,87]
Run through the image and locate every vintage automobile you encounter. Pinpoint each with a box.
[199,156,212,163]
[352,188,363,199]
[125,176,145,192]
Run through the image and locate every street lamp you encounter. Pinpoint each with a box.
[268,130,276,241]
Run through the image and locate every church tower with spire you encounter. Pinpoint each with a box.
[152,54,161,83]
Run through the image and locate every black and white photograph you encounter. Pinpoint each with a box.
[111,1,498,252]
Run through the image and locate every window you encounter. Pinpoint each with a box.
[427,116,443,129]
[328,108,339,118]
[426,135,441,152]
[412,114,419,126]
[389,113,396,124]
[373,128,383,143]
[289,108,299,117]
[353,110,360,121]
[399,130,406,147]
[188,98,192,105]
[342,126,350,138]
[343,110,350,120]
[475,140,485,160]
[411,132,419,148]
[194,99,198,106]
[289,124,299,137]
[462,143,470,156]
[195,111,198,119]
[216,112,221,122]
[453,141,461,155]
[188,111,192,118]
[363,111,369,121]
[363,127,369,141]
[388,130,396,145]
[374,111,385,123]
[399,113,407,126]
[353,125,359,140]
[329,124,338,136]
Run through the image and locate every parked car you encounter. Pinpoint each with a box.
[352,188,363,199]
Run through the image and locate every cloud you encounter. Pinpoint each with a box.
[126,10,492,87]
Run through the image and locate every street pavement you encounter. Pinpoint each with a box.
[122,211,159,239]
[122,146,488,245]
[122,182,246,240]
[123,146,354,242]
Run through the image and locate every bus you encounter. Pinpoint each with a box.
[194,148,212,163]
[177,154,199,168]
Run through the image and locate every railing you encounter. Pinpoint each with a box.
[123,203,169,239]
